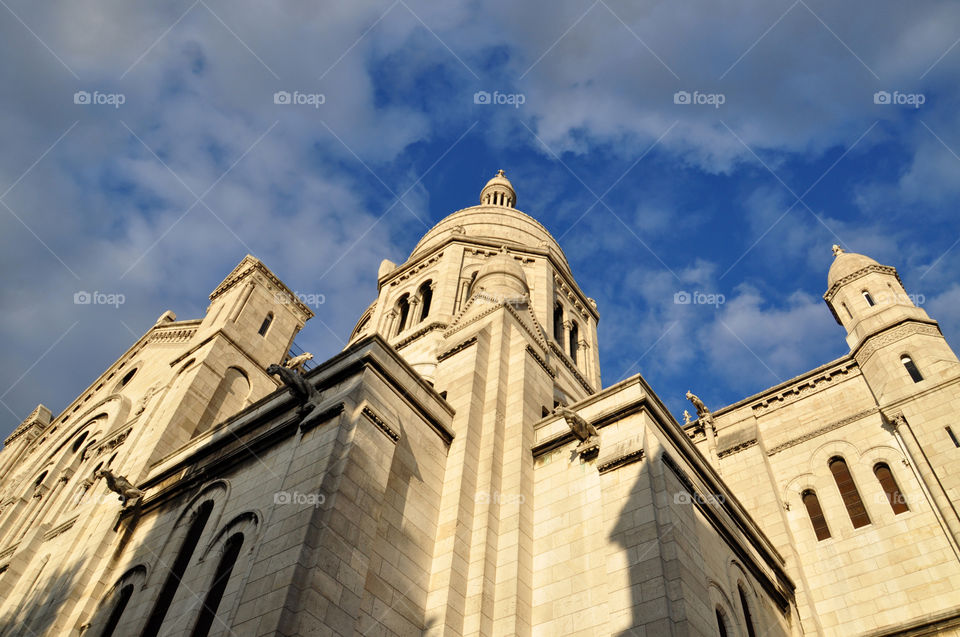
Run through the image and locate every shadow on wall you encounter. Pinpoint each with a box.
[0,562,82,637]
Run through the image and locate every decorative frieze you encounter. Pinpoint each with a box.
[387,252,443,286]
[854,321,941,366]
[717,440,757,459]
[148,326,197,344]
[362,406,400,442]
[823,264,902,303]
[766,408,878,456]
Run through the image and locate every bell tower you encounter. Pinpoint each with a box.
[823,245,960,405]
[346,171,601,636]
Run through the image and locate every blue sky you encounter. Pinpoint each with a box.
[3,0,960,441]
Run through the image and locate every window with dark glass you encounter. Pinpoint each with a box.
[257,313,273,336]
[99,584,134,637]
[553,303,564,342]
[947,426,960,448]
[396,295,409,335]
[569,321,579,364]
[716,608,728,637]
[802,490,831,540]
[738,585,756,637]
[901,355,923,383]
[143,500,214,637]
[874,463,909,514]
[830,457,870,528]
[190,533,245,637]
[862,290,875,306]
[418,281,433,321]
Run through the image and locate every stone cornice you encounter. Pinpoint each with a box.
[394,321,448,351]
[823,264,903,303]
[438,336,478,362]
[548,341,594,394]
[525,344,556,378]
[380,251,444,290]
[709,354,856,420]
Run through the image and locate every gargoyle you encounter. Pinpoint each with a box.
[95,469,144,506]
[554,405,600,455]
[267,363,325,428]
[685,390,714,438]
[284,352,314,374]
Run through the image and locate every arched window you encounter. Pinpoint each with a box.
[257,312,273,336]
[901,355,923,383]
[396,294,410,335]
[801,490,831,540]
[569,321,579,363]
[829,457,870,528]
[553,303,564,342]
[71,431,89,454]
[716,608,729,637]
[738,585,756,637]
[418,281,433,322]
[862,290,875,306]
[143,500,215,637]
[119,368,137,387]
[874,463,908,514]
[191,532,245,637]
[99,584,134,637]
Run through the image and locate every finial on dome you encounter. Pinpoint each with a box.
[480,170,517,208]
[832,244,845,257]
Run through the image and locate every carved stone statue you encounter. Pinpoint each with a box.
[683,410,692,426]
[554,405,600,455]
[685,391,711,421]
[134,383,163,416]
[832,244,845,256]
[267,363,326,428]
[284,352,314,374]
[95,469,144,506]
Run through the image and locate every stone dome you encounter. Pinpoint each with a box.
[408,171,571,272]
[474,248,529,297]
[827,246,879,288]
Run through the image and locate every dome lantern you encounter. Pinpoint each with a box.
[480,169,516,208]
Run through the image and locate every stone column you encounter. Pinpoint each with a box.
[885,412,960,561]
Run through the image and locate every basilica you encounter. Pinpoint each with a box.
[1,171,958,636]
